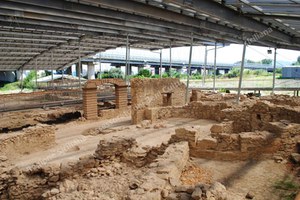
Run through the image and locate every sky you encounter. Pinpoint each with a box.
[78,44,300,75]
[160,44,300,66]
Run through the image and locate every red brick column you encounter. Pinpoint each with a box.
[115,85,127,109]
[83,87,98,120]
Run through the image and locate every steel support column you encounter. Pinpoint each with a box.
[213,42,217,92]
[62,68,64,86]
[185,34,193,104]
[20,69,24,91]
[272,48,277,94]
[202,45,207,86]
[237,41,247,104]
[125,34,129,81]
[51,50,54,89]
[128,45,131,75]
[78,42,81,88]
[35,58,38,89]
[160,49,162,78]
[98,53,102,79]
[170,41,172,71]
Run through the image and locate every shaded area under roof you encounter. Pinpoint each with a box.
[0,0,299,71]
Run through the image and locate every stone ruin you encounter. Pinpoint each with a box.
[0,78,300,199]
[83,78,128,120]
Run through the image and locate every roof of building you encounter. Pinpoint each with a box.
[0,0,299,71]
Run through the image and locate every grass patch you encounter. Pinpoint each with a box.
[273,176,300,200]
[0,82,20,92]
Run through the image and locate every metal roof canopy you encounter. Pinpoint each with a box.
[0,0,299,71]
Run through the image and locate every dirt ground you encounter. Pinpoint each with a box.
[4,116,292,200]
[192,158,289,200]
[14,117,215,169]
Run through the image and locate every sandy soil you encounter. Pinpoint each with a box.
[193,158,289,200]
[14,117,217,169]
[4,116,293,200]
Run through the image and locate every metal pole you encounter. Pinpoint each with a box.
[125,33,129,81]
[213,42,217,92]
[128,44,131,76]
[202,45,207,86]
[35,58,38,89]
[51,50,54,89]
[78,42,81,88]
[20,68,24,91]
[99,53,102,79]
[272,48,277,94]
[61,67,64,87]
[185,33,194,104]
[170,41,172,75]
[160,49,162,78]
[236,41,247,104]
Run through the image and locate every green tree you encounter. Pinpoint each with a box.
[261,59,272,64]
[292,56,300,65]
[101,68,124,79]
[137,69,151,77]
[224,67,240,78]
[23,70,36,89]
[246,59,256,64]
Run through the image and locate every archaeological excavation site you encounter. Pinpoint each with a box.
[1,0,300,200]
[0,77,300,200]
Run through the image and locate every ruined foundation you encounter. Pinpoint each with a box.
[0,79,300,200]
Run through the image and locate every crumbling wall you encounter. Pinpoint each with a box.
[127,141,189,200]
[260,94,300,106]
[170,121,300,161]
[222,101,300,133]
[144,101,229,123]
[98,107,131,120]
[0,125,55,157]
[0,154,99,200]
[190,89,246,103]
[131,78,186,124]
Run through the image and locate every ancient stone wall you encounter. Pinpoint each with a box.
[190,89,246,103]
[131,78,186,124]
[222,100,300,133]
[169,120,300,161]
[0,125,55,157]
[98,107,131,120]
[144,101,229,123]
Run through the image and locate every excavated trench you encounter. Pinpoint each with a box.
[0,111,82,133]
[43,111,82,125]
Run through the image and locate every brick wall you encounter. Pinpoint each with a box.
[130,78,186,124]
[83,79,127,120]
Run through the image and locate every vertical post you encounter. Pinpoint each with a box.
[98,52,102,79]
[128,44,131,75]
[160,49,162,78]
[20,68,24,91]
[213,42,217,92]
[51,50,54,89]
[202,45,207,86]
[61,67,64,87]
[185,33,193,104]
[125,33,129,81]
[272,48,277,94]
[35,58,38,89]
[236,41,247,104]
[78,41,81,88]
[170,41,172,73]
